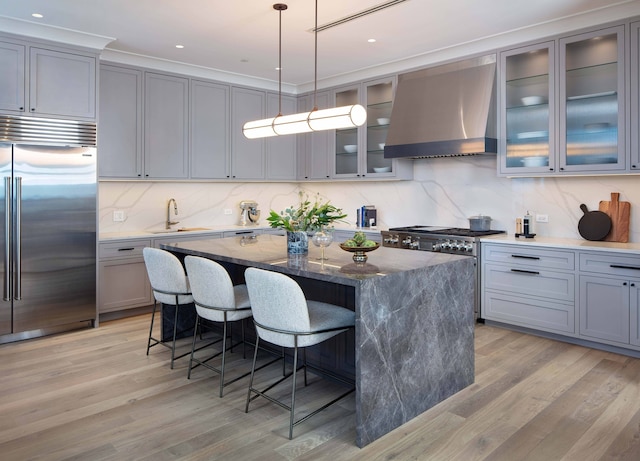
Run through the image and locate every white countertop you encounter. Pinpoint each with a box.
[99,225,383,242]
[481,233,640,255]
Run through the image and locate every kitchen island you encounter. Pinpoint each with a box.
[160,234,475,447]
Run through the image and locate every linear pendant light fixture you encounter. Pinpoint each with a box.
[243,1,367,139]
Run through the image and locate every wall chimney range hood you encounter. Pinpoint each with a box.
[384,54,497,159]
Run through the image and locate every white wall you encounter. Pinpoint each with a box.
[99,157,640,242]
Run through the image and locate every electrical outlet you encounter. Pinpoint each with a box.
[536,214,549,223]
[113,210,125,222]
[223,209,233,215]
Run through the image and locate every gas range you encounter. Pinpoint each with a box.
[381,225,506,256]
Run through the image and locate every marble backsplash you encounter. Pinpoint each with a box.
[99,156,640,242]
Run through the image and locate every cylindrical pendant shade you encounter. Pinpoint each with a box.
[242,117,278,139]
[308,104,367,131]
[243,104,367,139]
[273,112,313,135]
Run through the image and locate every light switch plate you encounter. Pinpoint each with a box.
[113,210,126,222]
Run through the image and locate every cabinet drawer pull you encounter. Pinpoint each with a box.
[511,254,540,260]
[233,231,254,235]
[610,264,640,271]
[117,247,135,251]
[510,268,540,275]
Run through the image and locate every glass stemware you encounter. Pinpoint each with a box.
[312,228,333,261]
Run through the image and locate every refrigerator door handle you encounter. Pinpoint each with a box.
[15,177,21,301]
[4,177,10,302]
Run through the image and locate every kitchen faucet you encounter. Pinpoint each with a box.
[166,198,179,229]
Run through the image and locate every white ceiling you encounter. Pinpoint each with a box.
[1,0,639,90]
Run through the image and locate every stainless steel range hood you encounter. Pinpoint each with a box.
[384,54,497,159]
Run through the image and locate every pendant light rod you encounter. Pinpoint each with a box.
[313,0,318,110]
[274,3,287,116]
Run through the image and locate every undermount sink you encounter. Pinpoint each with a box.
[149,227,211,234]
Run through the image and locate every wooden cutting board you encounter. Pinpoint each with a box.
[598,192,630,243]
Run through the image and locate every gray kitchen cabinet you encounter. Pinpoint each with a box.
[498,23,627,177]
[559,25,625,173]
[333,83,361,178]
[266,92,297,180]
[0,40,96,120]
[221,229,261,238]
[144,72,189,179]
[297,91,332,180]
[579,275,630,344]
[630,21,640,171]
[231,87,265,179]
[99,66,189,179]
[482,243,576,335]
[190,79,230,179]
[98,65,143,178]
[98,239,153,313]
[631,283,640,346]
[331,77,412,181]
[499,41,556,175]
[481,242,640,353]
[0,40,25,113]
[578,252,640,346]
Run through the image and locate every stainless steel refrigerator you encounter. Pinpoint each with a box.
[0,115,97,342]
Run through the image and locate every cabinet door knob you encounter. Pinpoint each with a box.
[631,283,636,287]
[623,282,628,286]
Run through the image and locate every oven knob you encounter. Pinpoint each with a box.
[464,243,474,252]
[384,235,398,245]
[432,242,441,251]
[410,239,420,249]
[402,236,412,246]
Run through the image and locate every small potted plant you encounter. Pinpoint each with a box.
[266,191,347,254]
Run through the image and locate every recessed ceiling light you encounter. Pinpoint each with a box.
[368,38,376,43]
[31,13,43,19]
[175,45,184,49]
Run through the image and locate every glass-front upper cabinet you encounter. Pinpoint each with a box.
[632,21,640,171]
[500,41,555,174]
[364,78,394,175]
[559,25,625,172]
[334,85,360,176]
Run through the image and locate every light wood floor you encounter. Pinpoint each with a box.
[1,314,640,461]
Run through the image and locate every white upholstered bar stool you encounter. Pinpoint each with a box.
[143,247,194,369]
[244,267,356,439]
[184,255,255,397]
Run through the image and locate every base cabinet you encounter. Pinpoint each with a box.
[578,252,640,348]
[98,239,152,313]
[482,243,576,335]
[482,242,640,354]
[579,275,630,344]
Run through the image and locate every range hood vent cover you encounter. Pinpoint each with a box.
[384,54,497,159]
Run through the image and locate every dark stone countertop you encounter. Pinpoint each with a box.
[160,233,470,286]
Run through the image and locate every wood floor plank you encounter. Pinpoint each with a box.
[1,314,640,460]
